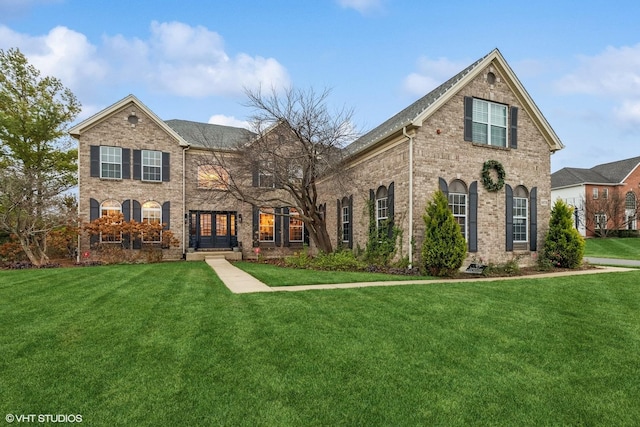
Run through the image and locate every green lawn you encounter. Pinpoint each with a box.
[2,262,640,426]
[585,237,640,260]
[233,261,426,286]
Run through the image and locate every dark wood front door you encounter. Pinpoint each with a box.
[190,211,237,249]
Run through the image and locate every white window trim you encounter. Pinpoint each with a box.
[259,209,275,242]
[472,99,508,147]
[142,150,162,182]
[376,197,388,229]
[342,205,350,243]
[595,213,607,230]
[513,197,529,243]
[448,192,468,240]
[593,188,599,199]
[100,146,122,179]
[289,209,304,243]
[100,200,122,243]
[142,201,162,242]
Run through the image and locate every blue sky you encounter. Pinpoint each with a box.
[2,0,640,172]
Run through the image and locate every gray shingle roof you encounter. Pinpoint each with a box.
[551,155,640,188]
[345,49,494,155]
[165,119,255,149]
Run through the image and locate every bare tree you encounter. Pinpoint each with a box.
[582,188,636,237]
[200,86,358,253]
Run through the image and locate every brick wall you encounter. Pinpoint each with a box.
[77,101,185,260]
[319,62,554,267]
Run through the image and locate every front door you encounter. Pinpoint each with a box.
[190,211,237,249]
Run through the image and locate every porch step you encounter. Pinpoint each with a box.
[186,250,242,262]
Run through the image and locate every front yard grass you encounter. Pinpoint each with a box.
[232,260,425,286]
[585,237,640,260]
[2,262,640,426]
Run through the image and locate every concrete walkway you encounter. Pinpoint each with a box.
[206,258,636,295]
[585,257,640,267]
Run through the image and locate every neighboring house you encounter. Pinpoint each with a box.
[552,156,640,237]
[71,48,563,267]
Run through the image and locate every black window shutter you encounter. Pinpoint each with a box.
[303,222,310,245]
[133,200,142,249]
[510,106,518,149]
[122,149,131,179]
[336,199,341,245]
[162,201,170,230]
[252,206,259,247]
[122,200,131,221]
[283,207,290,247]
[530,187,537,252]
[275,208,282,246]
[505,184,513,251]
[89,198,100,246]
[439,177,449,197]
[122,200,131,249]
[469,181,478,252]
[133,150,141,180]
[90,146,100,177]
[464,96,473,142]
[387,182,395,238]
[162,152,170,182]
[348,195,353,249]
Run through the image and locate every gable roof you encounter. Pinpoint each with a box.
[346,48,564,156]
[551,155,640,189]
[165,119,255,149]
[68,94,189,146]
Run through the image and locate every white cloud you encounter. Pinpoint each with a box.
[336,0,384,14]
[0,25,108,95]
[1,21,290,101]
[614,100,640,127]
[103,21,290,97]
[555,44,640,129]
[556,44,640,96]
[208,114,250,129]
[402,56,467,96]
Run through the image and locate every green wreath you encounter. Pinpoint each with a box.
[481,160,505,192]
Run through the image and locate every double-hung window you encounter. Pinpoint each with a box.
[342,206,350,243]
[100,146,122,179]
[513,198,528,243]
[142,150,162,182]
[259,208,275,242]
[472,99,507,147]
[289,208,304,243]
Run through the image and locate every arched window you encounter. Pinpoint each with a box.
[375,186,388,229]
[100,200,122,242]
[448,180,468,239]
[626,192,636,210]
[142,201,162,242]
[513,186,529,243]
[626,192,637,230]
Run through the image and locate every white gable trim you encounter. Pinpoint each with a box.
[68,94,189,147]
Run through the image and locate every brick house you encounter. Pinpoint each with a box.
[71,48,563,266]
[552,156,640,237]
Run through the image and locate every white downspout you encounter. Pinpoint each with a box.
[403,126,414,268]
